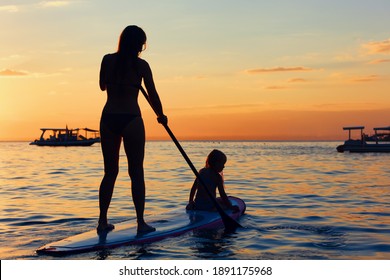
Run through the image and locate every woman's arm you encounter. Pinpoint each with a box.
[139,59,167,124]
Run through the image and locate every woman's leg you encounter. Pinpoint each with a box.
[122,117,155,233]
[98,122,121,231]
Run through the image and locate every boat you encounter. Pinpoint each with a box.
[337,126,390,153]
[30,127,100,147]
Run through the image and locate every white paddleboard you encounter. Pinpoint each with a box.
[36,196,246,255]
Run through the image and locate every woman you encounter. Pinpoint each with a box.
[98,25,167,234]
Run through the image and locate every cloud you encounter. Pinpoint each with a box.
[0,5,19,12]
[246,67,314,74]
[351,75,380,82]
[265,86,288,90]
[0,68,69,78]
[0,69,28,76]
[368,59,390,64]
[363,39,390,54]
[287,78,308,83]
[0,1,71,13]
[312,102,385,111]
[330,72,382,84]
[39,1,70,8]
[0,54,23,61]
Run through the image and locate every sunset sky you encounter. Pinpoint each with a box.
[1,0,390,141]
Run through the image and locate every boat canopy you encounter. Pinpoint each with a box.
[343,126,365,130]
[39,127,98,132]
[80,128,99,132]
[40,128,70,131]
[374,126,390,131]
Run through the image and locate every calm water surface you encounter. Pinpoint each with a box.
[0,141,389,259]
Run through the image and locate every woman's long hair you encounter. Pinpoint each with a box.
[115,25,147,80]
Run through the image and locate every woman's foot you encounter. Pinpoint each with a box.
[137,223,156,235]
[97,223,115,233]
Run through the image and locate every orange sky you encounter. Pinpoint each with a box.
[1,1,390,141]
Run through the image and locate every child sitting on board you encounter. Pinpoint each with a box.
[186,149,239,212]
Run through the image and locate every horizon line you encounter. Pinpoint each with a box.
[0,139,344,143]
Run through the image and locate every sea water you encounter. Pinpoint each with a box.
[0,141,389,260]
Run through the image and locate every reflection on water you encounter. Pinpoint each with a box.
[190,229,232,259]
[0,141,390,259]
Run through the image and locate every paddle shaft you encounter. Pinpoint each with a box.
[138,85,241,231]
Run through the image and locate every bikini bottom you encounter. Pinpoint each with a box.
[100,112,141,135]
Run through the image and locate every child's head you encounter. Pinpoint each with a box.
[205,149,227,172]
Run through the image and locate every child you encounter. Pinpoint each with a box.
[186,149,238,212]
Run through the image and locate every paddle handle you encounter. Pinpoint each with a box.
[162,123,221,206]
[138,85,241,230]
[139,85,203,184]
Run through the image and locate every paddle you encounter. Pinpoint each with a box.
[138,85,242,232]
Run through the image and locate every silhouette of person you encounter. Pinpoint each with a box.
[98,25,167,234]
[186,150,239,212]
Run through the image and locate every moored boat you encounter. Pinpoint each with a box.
[30,127,100,147]
[337,126,390,153]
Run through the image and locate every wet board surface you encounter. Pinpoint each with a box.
[36,196,246,255]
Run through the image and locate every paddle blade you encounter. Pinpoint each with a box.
[219,210,243,232]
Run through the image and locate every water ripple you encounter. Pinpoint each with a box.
[1,141,390,259]
[8,217,92,227]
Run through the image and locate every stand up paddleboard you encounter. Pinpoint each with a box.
[37,196,246,255]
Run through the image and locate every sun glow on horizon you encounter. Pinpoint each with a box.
[1,1,390,141]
